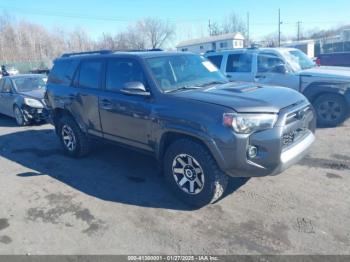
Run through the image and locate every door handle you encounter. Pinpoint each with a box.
[255,75,266,80]
[100,99,113,110]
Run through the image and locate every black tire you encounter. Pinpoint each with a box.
[56,115,90,157]
[313,94,348,127]
[13,105,29,126]
[163,138,228,208]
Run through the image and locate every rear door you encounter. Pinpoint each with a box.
[99,57,154,151]
[224,52,254,82]
[70,59,104,137]
[0,78,15,116]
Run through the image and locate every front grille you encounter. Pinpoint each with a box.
[282,105,312,147]
[285,106,311,125]
[282,128,307,146]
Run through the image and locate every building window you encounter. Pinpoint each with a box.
[200,46,204,50]
[220,42,228,48]
[181,48,188,52]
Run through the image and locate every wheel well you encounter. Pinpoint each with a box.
[52,108,73,125]
[159,132,210,160]
[306,91,345,104]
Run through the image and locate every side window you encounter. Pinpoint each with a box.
[207,55,223,69]
[78,60,103,89]
[48,59,79,86]
[106,58,146,92]
[2,79,13,93]
[257,53,285,73]
[226,53,252,73]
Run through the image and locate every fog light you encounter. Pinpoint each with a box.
[247,146,258,158]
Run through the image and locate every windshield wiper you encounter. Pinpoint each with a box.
[197,81,227,87]
[165,86,200,93]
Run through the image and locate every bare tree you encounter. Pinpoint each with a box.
[221,12,247,35]
[136,18,175,49]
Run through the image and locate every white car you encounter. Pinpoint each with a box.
[205,47,350,126]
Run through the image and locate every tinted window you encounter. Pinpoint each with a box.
[48,59,79,86]
[2,79,13,93]
[78,61,102,89]
[106,59,146,92]
[257,53,284,73]
[207,55,223,69]
[226,53,252,73]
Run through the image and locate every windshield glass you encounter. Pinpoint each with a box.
[13,76,47,92]
[283,49,315,71]
[146,54,228,92]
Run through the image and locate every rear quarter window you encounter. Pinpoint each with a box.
[48,59,79,86]
[207,55,223,69]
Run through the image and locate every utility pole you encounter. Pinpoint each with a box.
[278,9,282,47]
[247,12,250,46]
[297,21,302,41]
[208,19,212,36]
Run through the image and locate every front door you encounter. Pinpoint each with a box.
[99,58,153,151]
[254,53,300,90]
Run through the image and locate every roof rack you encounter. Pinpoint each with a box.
[61,50,112,58]
[61,48,163,58]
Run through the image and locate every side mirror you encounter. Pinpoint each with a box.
[120,82,151,97]
[273,64,287,74]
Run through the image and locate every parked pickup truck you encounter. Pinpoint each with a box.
[46,50,315,207]
[205,47,350,126]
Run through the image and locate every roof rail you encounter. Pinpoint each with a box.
[61,50,112,58]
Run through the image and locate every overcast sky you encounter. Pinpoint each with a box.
[1,0,350,46]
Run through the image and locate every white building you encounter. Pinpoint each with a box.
[283,39,316,58]
[176,33,245,54]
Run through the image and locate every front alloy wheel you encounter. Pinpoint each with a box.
[313,94,348,127]
[172,154,205,195]
[164,139,228,207]
[14,105,27,126]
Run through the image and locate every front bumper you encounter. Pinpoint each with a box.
[213,103,316,178]
[22,105,49,122]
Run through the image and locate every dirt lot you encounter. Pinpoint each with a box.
[0,115,349,255]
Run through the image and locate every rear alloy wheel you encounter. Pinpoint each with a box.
[313,94,348,127]
[57,116,91,157]
[164,139,228,207]
[13,105,28,126]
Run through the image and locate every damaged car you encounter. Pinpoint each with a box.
[0,74,48,126]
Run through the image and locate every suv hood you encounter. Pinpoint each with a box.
[300,66,350,81]
[173,82,307,113]
[17,89,45,99]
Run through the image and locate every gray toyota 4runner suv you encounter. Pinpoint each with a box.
[205,47,350,127]
[46,50,316,207]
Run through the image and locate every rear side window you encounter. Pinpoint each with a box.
[77,61,103,89]
[106,58,146,92]
[48,59,79,86]
[226,53,252,73]
[207,55,223,69]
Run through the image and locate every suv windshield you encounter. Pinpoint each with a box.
[283,49,315,71]
[146,54,228,92]
[13,76,47,92]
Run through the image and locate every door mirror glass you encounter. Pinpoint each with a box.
[120,82,150,96]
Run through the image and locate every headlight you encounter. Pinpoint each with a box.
[24,98,44,109]
[223,113,278,134]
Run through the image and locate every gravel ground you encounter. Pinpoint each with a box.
[0,115,349,255]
